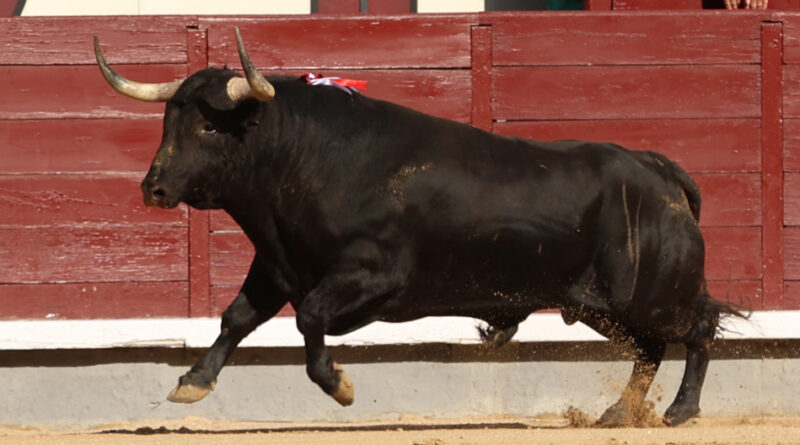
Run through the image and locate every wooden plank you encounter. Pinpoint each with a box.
[693,173,761,227]
[492,65,761,120]
[203,16,472,69]
[785,173,800,225]
[0,227,188,283]
[471,25,492,131]
[210,286,295,317]
[782,15,800,63]
[210,231,254,287]
[266,69,472,122]
[703,227,762,281]
[494,119,761,173]
[782,227,800,280]
[781,281,800,310]
[0,119,162,174]
[0,282,189,320]
[782,65,800,118]
[0,16,190,65]
[210,210,239,232]
[783,119,800,171]
[490,14,760,66]
[613,0,702,9]
[762,22,785,311]
[0,175,187,228]
[0,65,183,120]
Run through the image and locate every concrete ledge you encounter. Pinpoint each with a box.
[3,341,800,429]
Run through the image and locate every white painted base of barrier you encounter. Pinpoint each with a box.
[0,310,796,350]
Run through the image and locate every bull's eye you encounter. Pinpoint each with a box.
[201,123,217,135]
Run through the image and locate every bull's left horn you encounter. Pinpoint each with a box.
[228,26,275,102]
[93,36,182,102]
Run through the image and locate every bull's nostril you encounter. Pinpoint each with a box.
[152,188,166,200]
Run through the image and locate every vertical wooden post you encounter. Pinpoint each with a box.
[471,25,492,132]
[187,25,212,318]
[761,21,784,309]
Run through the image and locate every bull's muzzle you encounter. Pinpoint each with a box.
[141,177,176,209]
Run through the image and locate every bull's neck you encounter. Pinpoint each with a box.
[220,85,364,228]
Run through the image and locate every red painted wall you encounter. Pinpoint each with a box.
[0,12,796,320]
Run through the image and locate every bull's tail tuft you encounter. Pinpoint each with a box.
[477,323,519,348]
[702,281,751,337]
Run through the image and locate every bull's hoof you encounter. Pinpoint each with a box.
[167,381,215,404]
[596,402,634,428]
[663,403,700,426]
[331,362,354,406]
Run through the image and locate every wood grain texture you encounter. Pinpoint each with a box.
[782,65,800,117]
[0,282,189,320]
[783,119,800,171]
[492,65,761,120]
[0,227,188,284]
[494,119,761,173]
[490,13,760,66]
[782,227,800,280]
[785,173,800,225]
[0,175,187,228]
[693,173,761,227]
[702,227,762,281]
[0,119,162,174]
[210,231,254,287]
[782,15,800,63]
[781,281,800,309]
[204,16,472,69]
[0,65,182,120]
[0,16,190,65]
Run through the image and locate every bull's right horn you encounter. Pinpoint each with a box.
[226,27,275,102]
[94,36,182,102]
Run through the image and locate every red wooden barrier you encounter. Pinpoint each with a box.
[0,11,798,320]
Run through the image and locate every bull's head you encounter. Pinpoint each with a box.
[94,28,273,209]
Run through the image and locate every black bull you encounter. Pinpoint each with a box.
[94,28,742,427]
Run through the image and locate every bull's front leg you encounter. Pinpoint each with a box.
[168,257,288,403]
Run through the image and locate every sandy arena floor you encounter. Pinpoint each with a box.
[2,413,800,445]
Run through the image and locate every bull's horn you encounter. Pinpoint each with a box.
[93,36,182,102]
[228,26,275,102]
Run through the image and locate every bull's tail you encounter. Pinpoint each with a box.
[700,280,751,337]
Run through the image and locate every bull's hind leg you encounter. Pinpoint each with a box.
[597,336,666,427]
[168,257,287,403]
[663,295,720,426]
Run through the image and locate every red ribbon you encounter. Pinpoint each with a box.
[302,72,367,94]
